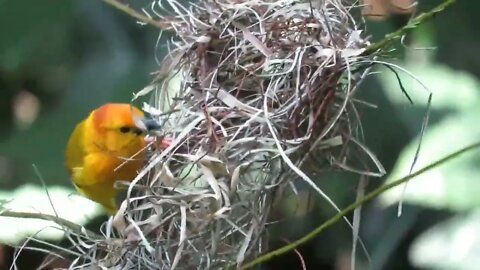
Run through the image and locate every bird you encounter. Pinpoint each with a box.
[65,103,162,214]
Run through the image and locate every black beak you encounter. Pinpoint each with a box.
[141,118,163,132]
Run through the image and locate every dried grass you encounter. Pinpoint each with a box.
[6,0,456,269]
[102,0,375,268]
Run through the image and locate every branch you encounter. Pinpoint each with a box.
[363,0,456,55]
[100,0,172,30]
[0,210,100,239]
[239,141,480,269]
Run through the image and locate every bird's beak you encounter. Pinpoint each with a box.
[140,118,163,132]
[140,117,172,149]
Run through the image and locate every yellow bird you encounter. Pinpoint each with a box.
[65,103,160,214]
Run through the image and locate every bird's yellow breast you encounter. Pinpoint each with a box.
[74,152,144,213]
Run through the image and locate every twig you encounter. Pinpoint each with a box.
[0,210,100,239]
[363,0,456,55]
[100,0,171,30]
[239,141,480,269]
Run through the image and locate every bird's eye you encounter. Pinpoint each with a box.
[133,128,143,136]
[119,127,131,133]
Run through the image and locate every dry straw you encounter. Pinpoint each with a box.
[123,1,373,268]
[3,0,456,269]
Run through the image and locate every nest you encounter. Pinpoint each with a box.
[49,0,383,269]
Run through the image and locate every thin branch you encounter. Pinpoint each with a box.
[0,210,100,239]
[363,0,456,55]
[100,0,172,30]
[239,141,480,269]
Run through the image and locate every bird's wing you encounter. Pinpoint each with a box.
[65,120,86,184]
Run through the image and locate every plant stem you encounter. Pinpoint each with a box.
[363,0,456,55]
[0,210,99,239]
[239,141,480,269]
[100,0,171,29]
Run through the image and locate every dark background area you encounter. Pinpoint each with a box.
[1,0,479,269]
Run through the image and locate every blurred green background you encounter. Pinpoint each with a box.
[0,0,479,269]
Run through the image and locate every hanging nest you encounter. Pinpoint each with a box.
[80,0,383,269]
[40,0,393,269]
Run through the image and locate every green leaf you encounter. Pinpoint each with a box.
[410,211,480,269]
[0,184,101,245]
[379,63,480,112]
[380,105,480,210]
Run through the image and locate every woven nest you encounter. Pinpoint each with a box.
[65,0,382,269]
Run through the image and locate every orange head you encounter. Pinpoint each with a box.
[84,103,146,158]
